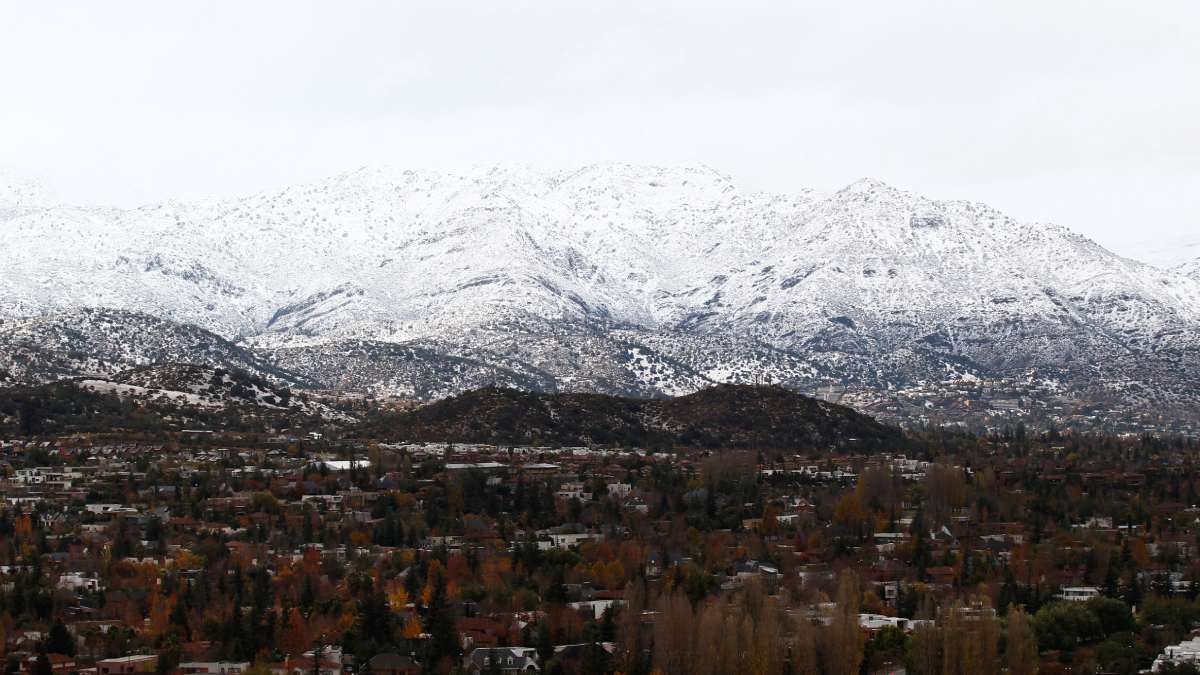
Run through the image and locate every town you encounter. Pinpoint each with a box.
[814,375,1200,439]
[1,408,1200,674]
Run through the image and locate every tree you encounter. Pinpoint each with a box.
[616,584,647,675]
[925,463,967,526]
[940,601,966,675]
[535,624,553,669]
[749,596,784,675]
[693,599,726,675]
[791,614,818,675]
[1140,597,1200,640]
[823,570,864,675]
[358,587,394,646]
[652,591,693,675]
[1085,596,1134,636]
[423,571,457,673]
[974,601,1001,675]
[281,608,311,657]
[905,593,941,675]
[938,598,1001,675]
[832,492,869,541]
[1095,633,1144,675]
[1032,601,1103,651]
[400,615,423,641]
[45,619,75,656]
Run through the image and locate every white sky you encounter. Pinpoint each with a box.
[2,1,1198,264]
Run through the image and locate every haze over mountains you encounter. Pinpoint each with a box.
[2,164,1198,415]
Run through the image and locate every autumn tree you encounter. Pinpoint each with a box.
[1005,606,1039,675]
[822,570,864,675]
[616,583,647,675]
[791,612,819,675]
[281,607,311,657]
[832,492,869,542]
[941,598,999,675]
[748,594,785,675]
[925,463,967,526]
[692,600,726,675]
[652,590,694,675]
[907,620,941,675]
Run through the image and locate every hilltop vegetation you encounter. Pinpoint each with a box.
[360,384,903,450]
[0,375,901,452]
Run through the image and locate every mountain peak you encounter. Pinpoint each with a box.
[841,177,901,194]
[2,164,1198,418]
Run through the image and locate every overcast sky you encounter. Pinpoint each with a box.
[2,1,1198,264]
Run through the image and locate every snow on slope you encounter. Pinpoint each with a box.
[0,165,815,341]
[70,363,351,420]
[0,308,313,387]
[1179,258,1200,281]
[1,165,1198,402]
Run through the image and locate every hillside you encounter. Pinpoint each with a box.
[0,364,348,437]
[0,308,314,387]
[360,384,902,451]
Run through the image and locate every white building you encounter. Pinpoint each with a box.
[84,504,138,515]
[1056,587,1100,602]
[556,482,586,500]
[1153,637,1200,671]
[537,532,601,550]
[12,468,45,484]
[57,573,103,592]
[606,483,632,498]
[179,663,251,675]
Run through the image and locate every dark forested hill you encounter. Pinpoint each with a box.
[358,384,902,450]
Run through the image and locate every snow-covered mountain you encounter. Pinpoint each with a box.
[0,307,314,387]
[80,363,344,418]
[2,165,1198,409]
[1179,258,1200,281]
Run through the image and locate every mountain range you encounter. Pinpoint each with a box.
[2,164,1198,418]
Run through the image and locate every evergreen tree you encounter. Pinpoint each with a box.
[423,572,457,674]
[45,619,74,656]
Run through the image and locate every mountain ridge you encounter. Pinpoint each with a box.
[2,165,1198,417]
[357,384,902,450]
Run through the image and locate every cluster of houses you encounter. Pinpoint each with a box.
[2,431,1200,673]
